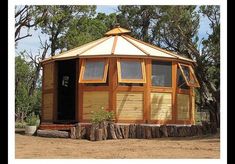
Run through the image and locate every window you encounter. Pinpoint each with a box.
[79,59,109,83]
[177,68,189,89]
[152,61,172,87]
[178,63,200,87]
[117,59,146,83]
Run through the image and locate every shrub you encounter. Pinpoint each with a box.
[25,114,40,126]
[91,107,114,124]
[15,121,27,128]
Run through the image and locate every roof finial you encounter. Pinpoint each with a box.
[114,23,120,28]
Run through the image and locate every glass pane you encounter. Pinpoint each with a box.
[120,61,143,79]
[83,61,105,80]
[181,65,196,84]
[177,68,189,89]
[152,61,172,87]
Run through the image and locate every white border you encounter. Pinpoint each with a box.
[9,1,227,164]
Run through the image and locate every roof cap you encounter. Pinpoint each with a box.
[105,25,131,36]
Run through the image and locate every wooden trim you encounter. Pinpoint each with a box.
[177,88,190,94]
[117,58,146,83]
[121,35,150,56]
[144,58,151,123]
[150,87,172,93]
[82,86,109,91]
[75,59,79,121]
[116,86,144,92]
[178,63,200,87]
[79,58,109,83]
[53,62,57,122]
[41,65,45,122]
[172,61,177,123]
[111,36,118,55]
[78,59,83,122]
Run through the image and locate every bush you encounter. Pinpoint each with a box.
[91,107,114,124]
[25,114,40,126]
[15,121,27,128]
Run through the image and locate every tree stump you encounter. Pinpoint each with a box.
[37,130,69,138]
[151,126,156,138]
[124,125,129,138]
[95,129,103,141]
[155,126,160,138]
[167,126,175,137]
[100,121,108,140]
[70,127,76,139]
[115,124,123,139]
[136,124,142,139]
[145,126,152,139]
[141,125,145,138]
[160,125,168,137]
[191,125,197,136]
[90,124,98,141]
[85,126,91,139]
[129,124,136,138]
[108,123,117,139]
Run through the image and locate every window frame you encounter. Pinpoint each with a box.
[79,58,109,83]
[178,63,200,87]
[151,60,172,87]
[117,58,146,83]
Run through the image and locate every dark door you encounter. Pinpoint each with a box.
[57,59,76,122]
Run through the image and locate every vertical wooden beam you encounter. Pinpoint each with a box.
[78,59,83,122]
[190,88,195,124]
[53,62,57,122]
[109,58,118,122]
[41,64,45,122]
[144,58,151,123]
[172,61,177,123]
[75,58,79,122]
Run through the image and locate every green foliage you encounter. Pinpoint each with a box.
[15,54,41,122]
[91,107,114,124]
[15,121,27,128]
[25,114,40,126]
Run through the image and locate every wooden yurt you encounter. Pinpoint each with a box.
[40,25,200,129]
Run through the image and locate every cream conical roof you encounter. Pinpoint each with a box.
[42,26,194,63]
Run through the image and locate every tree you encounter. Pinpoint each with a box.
[117,5,220,127]
[60,12,116,50]
[15,54,41,122]
[36,5,96,56]
[15,5,47,42]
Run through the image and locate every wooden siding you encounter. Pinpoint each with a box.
[82,91,109,120]
[177,94,190,120]
[116,92,144,120]
[150,93,172,120]
[43,63,54,90]
[42,93,53,120]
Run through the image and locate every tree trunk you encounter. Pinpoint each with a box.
[37,130,69,138]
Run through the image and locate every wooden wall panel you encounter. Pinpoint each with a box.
[177,94,190,120]
[116,92,144,120]
[42,93,53,120]
[150,93,172,120]
[83,91,109,120]
[43,63,54,90]
[191,95,195,124]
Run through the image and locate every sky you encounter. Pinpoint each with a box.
[15,5,211,57]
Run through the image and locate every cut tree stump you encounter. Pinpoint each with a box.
[70,127,76,139]
[90,124,98,141]
[129,124,136,138]
[115,124,123,139]
[37,130,69,138]
[95,129,103,141]
[145,126,152,139]
[108,123,117,139]
[136,124,142,139]
[160,125,168,137]
[155,126,160,138]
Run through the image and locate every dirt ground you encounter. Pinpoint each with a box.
[15,132,220,159]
